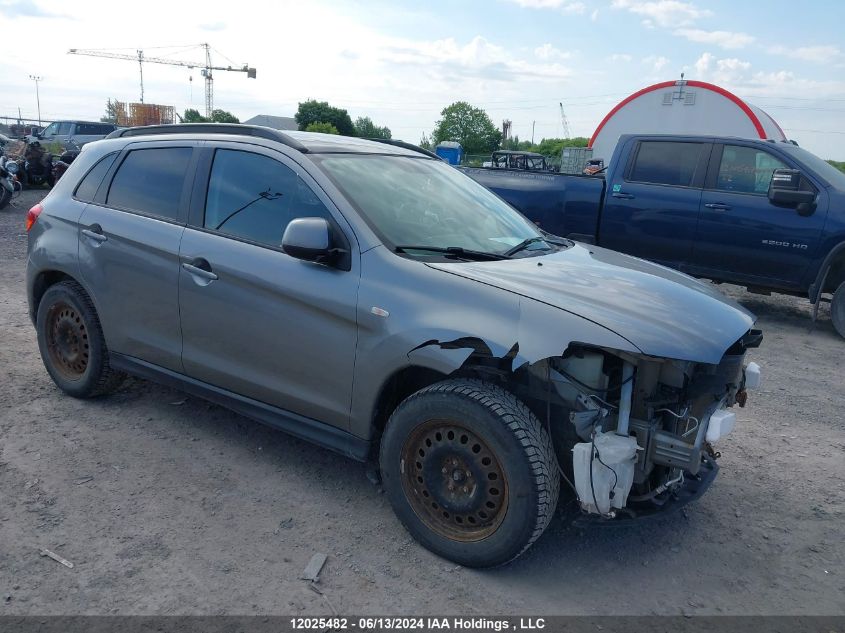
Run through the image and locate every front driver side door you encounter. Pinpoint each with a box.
[178,144,359,430]
[691,143,828,289]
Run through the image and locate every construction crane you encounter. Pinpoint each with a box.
[559,102,571,140]
[68,44,256,118]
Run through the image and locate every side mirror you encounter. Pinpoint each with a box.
[768,168,816,214]
[282,217,339,266]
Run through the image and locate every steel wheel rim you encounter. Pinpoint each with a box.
[45,301,89,380]
[400,420,508,542]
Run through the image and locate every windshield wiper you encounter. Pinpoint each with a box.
[394,245,510,261]
[504,236,550,256]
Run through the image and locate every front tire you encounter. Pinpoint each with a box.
[380,379,560,567]
[36,281,125,398]
[832,281,845,339]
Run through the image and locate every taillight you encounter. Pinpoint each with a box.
[26,203,43,232]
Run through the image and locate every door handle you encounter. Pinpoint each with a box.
[181,261,218,281]
[705,203,732,210]
[81,224,107,243]
[612,192,635,199]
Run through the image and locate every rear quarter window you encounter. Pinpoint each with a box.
[106,147,192,221]
[73,152,119,202]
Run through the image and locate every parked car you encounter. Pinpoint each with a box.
[461,134,845,339]
[28,120,118,149]
[27,124,762,567]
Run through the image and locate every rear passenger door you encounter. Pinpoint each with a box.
[600,139,709,270]
[77,142,198,372]
[178,144,359,430]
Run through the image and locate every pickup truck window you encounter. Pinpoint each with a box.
[204,149,331,248]
[317,155,542,256]
[715,145,787,195]
[629,141,702,187]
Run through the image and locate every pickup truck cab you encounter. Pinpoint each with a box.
[461,134,845,338]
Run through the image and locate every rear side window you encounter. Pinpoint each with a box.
[629,141,703,187]
[76,123,110,135]
[204,149,331,248]
[107,147,192,220]
[74,152,119,202]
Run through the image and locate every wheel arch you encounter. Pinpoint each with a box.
[809,238,845,301]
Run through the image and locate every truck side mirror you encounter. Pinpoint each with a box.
[768,168,816,215]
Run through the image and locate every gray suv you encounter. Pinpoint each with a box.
[29,120,118,149]
[26,124,762,567]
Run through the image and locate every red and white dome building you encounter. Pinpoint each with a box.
[589,79,786,162]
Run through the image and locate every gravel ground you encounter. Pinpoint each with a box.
[0,189,843,615]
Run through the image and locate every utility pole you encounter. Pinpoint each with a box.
[29,75,43,126]
[531,120,536,145]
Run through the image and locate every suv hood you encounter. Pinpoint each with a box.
[427,243,755,364]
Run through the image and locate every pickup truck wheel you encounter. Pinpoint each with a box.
[36,280,125,398]
[380,379,560,567]
[832,282,845,339]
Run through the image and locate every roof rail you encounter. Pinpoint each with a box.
[367,138,442,160]
[105,123,309,153]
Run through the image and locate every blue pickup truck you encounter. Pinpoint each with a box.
[460,134,845,338]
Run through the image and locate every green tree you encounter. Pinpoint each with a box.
[295,100,355,136]
[353,116,391,139]
[179,108,209,123]
[305,122,340,135]
[533,136,589,158]
[828,160,845,173]
[211,109,240,123]
[431,102,501,155]
[101,98,121,124]
[419,133,432,150]
[177,108,240,124]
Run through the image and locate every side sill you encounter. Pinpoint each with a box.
[110,353,371,462]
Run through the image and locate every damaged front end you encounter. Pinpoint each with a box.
[516,329,763,520]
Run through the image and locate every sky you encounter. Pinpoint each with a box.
[1,0,844,159]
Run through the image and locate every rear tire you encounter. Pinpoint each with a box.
[0,185,10,210]
[832,282,845,339]
[380,378,560,567]
[36,280,125,398]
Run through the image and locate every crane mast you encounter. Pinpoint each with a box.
[559,102,571,140]
[68,44,256,118]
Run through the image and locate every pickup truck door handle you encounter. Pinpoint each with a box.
[181,258,218,282]
[611,192,635,199]
[81,224,107,243]
[704,203,732,210]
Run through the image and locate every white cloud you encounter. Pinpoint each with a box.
[768,44,842,64]
[642,55,670,72]
[534,43,572,61]
[676,28,754,50]
[608,53,633,63]
[506,0,586,13]
[590,8,599,20]
[611,0,710,28]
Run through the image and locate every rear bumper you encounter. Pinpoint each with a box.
[573,455,719,526]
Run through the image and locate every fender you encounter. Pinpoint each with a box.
[809,239,845,321]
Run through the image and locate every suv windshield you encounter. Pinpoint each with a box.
[316,155,547,257]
